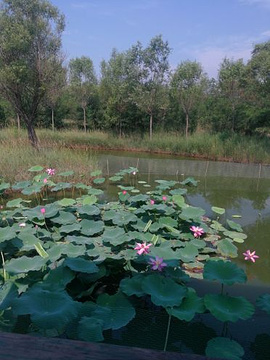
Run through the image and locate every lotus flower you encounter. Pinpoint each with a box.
[40,208,46,215]
[46,168,55,176]
[134,242,152,255]
[243,250,259,263]
[149,256,167,271]
[190,225,204,237]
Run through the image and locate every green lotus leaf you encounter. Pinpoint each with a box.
[58,198,76,207]
[112,211,138,226]
[42,265,75,291]
[210,221,226,232]
[211,206,225,215]
[64,257,99,274]
[74,183,91,190]
[51,211,77,225]
[6,198,28,208]
[77,205,100,216]
[149,244,181,262]
[59,223,81,234]
[172,194,186,208]
[142,274,187,307]
[102,227,130,246]
[80,219,104,236]
[77,316,104,342]
[203,260,247,285]
[169,188,187,195]
[12,287,78,332]
[90,170,102,177]
[256,294,270,314]
[180,177,198,186]
[93,177,105,184]
[57,170,74,176]
[179,206,205,221]
[223,231,247,240]
[0,226,17,242]
[28,165,44,172]
[176,243,199,263]
[204,294,254,322]
[167,288,205,321]
[47,243,86,262]
[159,217,178,228]
[95,292,135,330]
[22,184,43,195]
[164,267,190,282]
[190,239,206,249]
[87,188,104,196]
[51,182,72,192]
[227,220,243,232]
[12,181,31,190]
[129,194,148,203]
[155,179,177,188]
[109,176,123,182]
[82,195,98,205]
[0,282,18,310]
[6,256,47,275]
[217,239,238,258]
[206,337,244,360]
[66,235,96,246]
[120,274,145,297]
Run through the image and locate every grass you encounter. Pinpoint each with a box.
[1,127,270,183]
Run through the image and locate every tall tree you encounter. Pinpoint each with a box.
[171,61,206,137]
[68,56,97,132]
[0,0,65,147]
[129,35,171,139]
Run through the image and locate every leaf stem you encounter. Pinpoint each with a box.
[163,312,172,352]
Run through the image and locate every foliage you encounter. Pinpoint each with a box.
[0,166,267,359]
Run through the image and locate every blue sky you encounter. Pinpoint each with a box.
[52,0,270,78]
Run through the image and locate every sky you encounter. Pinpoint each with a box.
[51,0,270,78]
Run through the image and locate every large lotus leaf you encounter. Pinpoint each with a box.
[77,316,104,342]
[101,227,125,245]
[28,165,44,172]
[159,217,178,228]
[169,188,187,195]
[204,294,254,322]
[155,179,177,188]
[142,274,187,307]
[51,182,72,192]
[206,337,244,360]
[57,198,76,207]
[6,256,47,275]
[223,231,247,240]
[129,194,148,203]
[95,292,135,330]
[0,226,17,242]
[80,219,104,236]
[211,221,226,232]
[87,188,104,196]
[42,265,75,290]
[190,239,206,249]
[12,287,78,332]
[82,195,98,205]
[90,170,102,177]
[109,175,123,182]
[172,194,186,208]
[180,177,198,186]
[167,288,205,321]
[64,257,99,274]
[77,205,100,216]
[74,183,91,190]
[149,244,181,262]
[47,243,86,262]
[179,206,205,221]
[66,235,96,246]
[12,181,31,191]
[50,211,76,225]
[211,206,226,215]
[120,275,145,297]
[226,220,243,232]
[176,243,199,263]
[21,184,43,195]
[217,239,238,258]
[164,267,190,282]
[203,260,246,285]
[256,294,270,314]
[6,198,29,208]
[111,211,138,226]
[0,282,18,310]
[59,223,81,234]
[93,177,105,184]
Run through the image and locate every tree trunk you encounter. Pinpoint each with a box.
[185,112,189,138]
[149,113,153,140]
[83,106,86,132]
[51,108,55,132]
[24,119,39,149]
[17,114,20,131]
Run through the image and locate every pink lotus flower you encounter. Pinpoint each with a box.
[243,250,259,263]
[190,225,204,238]
[122,190,127,195]
[150,199,155,205]
[162,196,167,201]
[149,256,167,271]
[40,208,46,215]
[43,178,48,184]
[134,242,152,255]
[46,168,55,176]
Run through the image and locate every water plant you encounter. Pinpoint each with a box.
[0,166,268,359]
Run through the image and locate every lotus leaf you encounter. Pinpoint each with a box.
[102,227,129,246]
[0,226,17,242]
[66,235,96,246]
[111,210,138,226]
[0,282,18,310]
[204,294,254,322]
[179,206,205,221]
[256,294,270,314]
[12,287,78,332]
[176,243,199,263]
[64,257,99,274]
[109,176,123,182]
[28,165,44,172]
[6,198,28,208]
[227,220,243,232]
[142,274,187,307]
[51,182,72,192]
[168,288,205,321]
[223,231,247,240]
[77,205,100,216]
[90,170,102,177]
[77,316,104,342]
[80,219,104,236]
[95,292,135,330]
[51,211,76,225]
[203,260,246,285]
[47,243,86,262]
[42,265,75,290]
[159,216,178,228]
[172,194,186,208]
[12,181,31,190]
[6,256,47,274]
[58,198,76,207]
[57,171,74,176]
[22,184,43,195]
[211,206,225,215]
[59,223,81,234]
[87,188,104,196]
[120,274,145,297]
[169,188,187,195]
[180,177,198,186]
[93,177,105,184]
[217,239,238,258]
[81,195,98,206]
[206,337,244,360]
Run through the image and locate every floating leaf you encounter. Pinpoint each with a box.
[80,219,104,236]
[109,176,123,182]
[77,316,104,342]
[217,239,238,258]
[226,220,243,232]
[211,206,225,215]
[180,206,205,221]
[180,177,198,186]
[93,178,105,184]
[90,170,102,177]
[120,275,145,297]
[206,337,244,360]
[28,165,43,172]
[203,260,246,285]
[0,282,18,311]
[204,294,254,322]
[58,198,76,207]
[64,257,99,274]
[6,256,47,275]
[172,194,185,208]
[177,244,199,263]
[82,195,97,205]
[256,294,270,314]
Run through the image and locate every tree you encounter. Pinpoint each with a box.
[68,56,97,132]
[0,0,65,147]
[171,61,206,137]
[129,35,171,139]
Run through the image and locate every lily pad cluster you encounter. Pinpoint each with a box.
[0,166,267,358]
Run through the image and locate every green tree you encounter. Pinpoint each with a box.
[171,61,206,137]
[68,56,97,132]
[0,0,65,147]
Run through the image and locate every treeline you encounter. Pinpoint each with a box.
[0,0,270,144]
